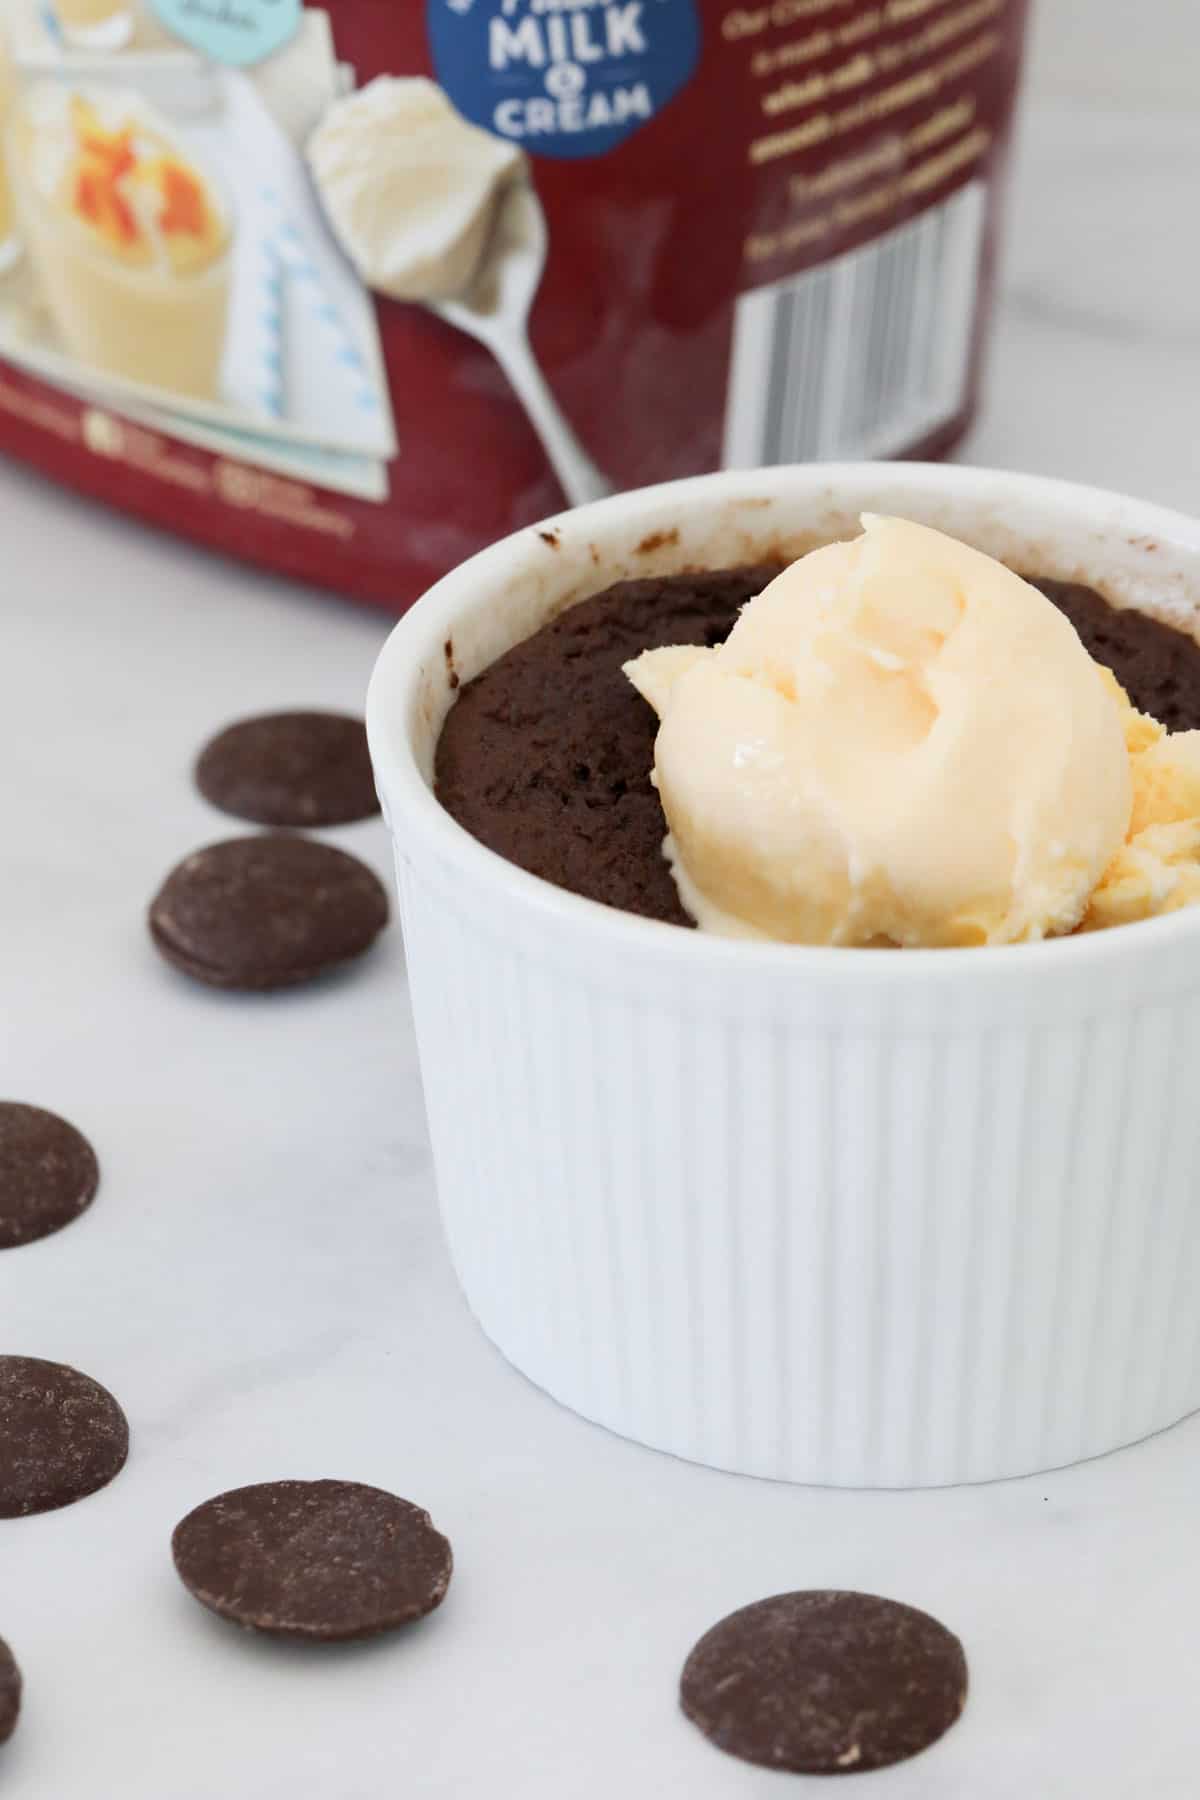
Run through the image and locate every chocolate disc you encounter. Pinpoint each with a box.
[680,1590,967,1775]
[196,712,379,827]
[172,1480,453,1642]
[0,1102,99,1250]
[0,1638,20,1743]
[148,835,389,991]
[0,1356,129,1518]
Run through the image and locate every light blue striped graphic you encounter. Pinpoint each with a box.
[262,187,380,417]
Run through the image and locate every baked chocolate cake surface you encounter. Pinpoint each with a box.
[435,566,1200,926]
[1036,580,1200,733]
[436,568,780,926]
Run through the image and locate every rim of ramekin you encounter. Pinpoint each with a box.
[367,461,1200,986]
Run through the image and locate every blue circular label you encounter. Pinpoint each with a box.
[427,0,702,161]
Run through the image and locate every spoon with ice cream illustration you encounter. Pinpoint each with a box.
[307,76,612,507]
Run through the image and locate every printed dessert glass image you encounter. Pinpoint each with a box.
[11,83,231,399]
[0,12,396,502]
[308,75,611,507]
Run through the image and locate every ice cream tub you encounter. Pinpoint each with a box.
[367,461,1200,1489]
[0,1,1030,604]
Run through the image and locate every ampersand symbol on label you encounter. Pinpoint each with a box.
[544,62,587,101]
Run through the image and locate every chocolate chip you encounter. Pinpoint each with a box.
[172,1480,453,1642]
[0,1103,98,1250]
[148,835,389,991]
[195,712,379,827]
[680,1590,967,1775]
[0,1356,129,1518]
[0,1638,20,1744]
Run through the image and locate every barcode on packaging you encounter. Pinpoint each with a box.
[723,182,987,468]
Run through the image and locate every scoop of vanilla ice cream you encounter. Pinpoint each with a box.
[308,77,525,303]
[625,516,1134,947]
[1129,730,1200,833]
[1082,694,1200,931]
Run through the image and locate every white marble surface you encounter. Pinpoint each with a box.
[967,101,1200,514]
[4,57,1200,1800]
[1028,0,1198,108]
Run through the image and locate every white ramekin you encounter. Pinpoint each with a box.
[367,463,1200,1488]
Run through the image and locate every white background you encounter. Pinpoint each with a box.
[3,5,1200,1796]
[1030,0,1196,106]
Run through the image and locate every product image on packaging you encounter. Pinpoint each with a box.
[0,1,1031,604]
